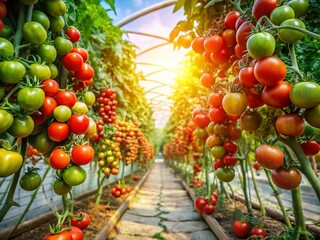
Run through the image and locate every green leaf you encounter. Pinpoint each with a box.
[103,0,117,15]
[173,0,185,13]
[205,0,223,8]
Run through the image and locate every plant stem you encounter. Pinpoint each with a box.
[121,160,125,182]
[0,138,28,222]
[288,44,303,82]
[249,163,266,216]
[264,169,292,228]
[94,176,106,208]
[0,178,12,205]
[0,177,6,188]
[291,187,309,238]
[239,159,254,217]
[14,4,25,56]
[204,148,211,197]
[5,166,50,239]
[130,162,134,178]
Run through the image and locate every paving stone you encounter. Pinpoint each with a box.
[163,230,217,240]
[132,197,158,205]
[126,208,159,217]
[129,202,159,210]
[162,189,188,197]
[135,194,159,201]
[162,221,209,233]
[161,199,193,208]
[116,220,164,236]
[161,210,201,221]
[121,212,160,226]
[109,234,155,240]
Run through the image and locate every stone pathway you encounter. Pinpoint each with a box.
[108,161,217,240]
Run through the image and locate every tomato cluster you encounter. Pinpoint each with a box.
[111,184,131,198]
[233,220,267,239]
[96,88,117,125]
[194,191,218,215]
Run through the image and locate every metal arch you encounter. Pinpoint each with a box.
[144,68,175,78]
[124,30,170,42]
[140,79,174,87]
[137,42,171,56]
[115,0,178,27]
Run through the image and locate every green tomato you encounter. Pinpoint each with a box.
[0,37,14,58]
[38,44,57,63]
[287,0,309,17]
[33,131,55,153]
[32,10,50,30]
[20,0,39,5]
[63,166,86,186]
[72,102,88,114]
[0,61,26,84]
[216,167,235,182]
[247,32,275,60]
[54,37,73,55]
[0,149,23,178]
[49,16,65,32]
[53,105,72,122]
[0,109,14,134]
[17,87,45,111]
[0,25,14,39]
[305,104,320,128]
[278,19,305,44]
[8,116,35,138]
[29,63,51,81]
[270,6,295,26]
[211,146,226,159]
[53,179,72,195]
[84,92,96,107]
[290,82,320,108]
[48,63,58,79]
[19,172,41,191]
[45,0,67,17]
[23,21,47,45]
[85,118,97,140]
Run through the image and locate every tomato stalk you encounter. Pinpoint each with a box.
[239,159,254,217]
[0,178,12,205]
[5,166,50,240]
[288,44,303,82]
[94,174,106,208]
[0,138,28,222]
[204,148,211,198]
[13,4,25,57]
[264,169,292,228]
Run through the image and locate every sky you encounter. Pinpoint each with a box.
[102,0,188,128]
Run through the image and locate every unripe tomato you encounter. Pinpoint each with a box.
[276,114,305,137]
[20,171,41,191]
[23,21,47,44]
[63,166,86,186]
[0,149,23,177]
[222,93,248,117]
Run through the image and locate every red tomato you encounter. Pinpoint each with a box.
[202,51,213,63]
[250,227,268,237]
[236,21,252,47]
[65,27,81,43]
[200,72,215,88]
[191,36,205,53]
[223,154,237,166]
[276,114,305,137]
[202,204,215,215]
[255,144,284,170]
[68,226,83,240]
[194,197,207,213]
[252,0,277,20]
[43,231,72,240]
[300,141,320,156]
[214,159,225,170]
[246,90,264,109]
[0,2,7,19]
[239,66,259,89]
[192,108,201,119]
[40,97,58,116]
[207,92,224,108]
[71,47,88,62]
[210,45,230,64]
[62,52,83,72]
[75,63,94,81]
[235,16,245,30]
[56,91,77,108]
[240,111,262,131]
[233,220,250,238]
[50,148,70,170]
[221,29,236,48]
[194,113,210,128]
[209,107,227,124]
[223,140,238,154]
[71,145,94,165]
[204,35,223,53]
[254,57,286,86]
[41,79,59,97]
[226,123,242,140]
[271,167,302,190]
[224,11,240,29]
[262,81,292,108]
[69,114,89,134]
[253,162,262,170]
[71,212,91,230]
[48,122,69,142]
[30,111,46,126]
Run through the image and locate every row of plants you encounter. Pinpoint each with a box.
[164,0,320,239]
[0,0,155,239]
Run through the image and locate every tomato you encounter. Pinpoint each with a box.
[223,154,237,166]
[194,113,210,128]
[211,146,226,159]
[71,212,90,230]
[216,167,235,182]
[221,29,236,48]
[0,2,6,18]
[278,19,305,43]
[0,37,14,58]
[17,87,45,111]
[191,36,205,53]
[71,102,88,114]
[53,179,72,195]
[0,61,26,84]
[224,11,240,29]
[272,167,302,190]
[66,27,81,43]
[246,90,264,109]
[204,35,223,53]
[68,226,83,240]
[304,104,320,128]
[233,221,250,238]
[20,171,41,191]
[71,47,89,62]
[247,32,275,60]
[287,0,309,17]
[44,0,67,17]
[236,21,251,47]
[29,63,51,81]
[32,131,55,153]
[253,162,262,170]
[194,197,207,213]
[207,92,224,108]
[222,93,248,117]
[71,145,94,165]
[239,66,259,89]
[68,114,89,135]
[210,46,230,64]
[63,166,86,186]
[223,140,238,154]
[200,72,215,88]
[209,107,227,124]
[48,122,69,142]
[54,37,73,55]
[276,114,304,137]
[254,57,286,86]
[240,111,262,131]
[32,10,50,30]
[0,149,23,177]
[41,79,59,97]
[203,204,215,215]
[252,0,277,20]
[226,123,242,140]
[290,82,320,108]
[206,135,222,148]
[75,63,94,81]
[300,141,320,156]
[262,81,292,108]
[43,231,72,240]
[56,91,77,108]
[62,52,83,72]
[270,6,295,26]
[9,116,34,138]
[23,21,47,44]
[0,109,13,133]
[255,144,284,170]
[49,16,65,32]
[47,63,58,79]
[249,227,268,238]
[53,105,72,122]
[38,44,57,64]
[0,25,13,39]
[84,92,96,107]
[40,96,58,116]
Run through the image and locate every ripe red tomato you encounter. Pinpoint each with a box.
[223,154,237,166]
[66,27,81,43]
[209,107,227,124]
[204,35,223,53]
[71,47,88,62]
[239,66,259,89]
[300,141,320,156]
[207,92,224,108]
[194,197,207,213]
[41,79,59,97]
[214,159,225,170]
[233,220,250,238]
[210,46,231,64]
[246,90,264,109]
[69,114,89,134]
[250,226,268,237]
[75,63,94,81]
[191,36,205,53]
[253,162,261,170]
[236,21,252,47]
[200,72,215,88]
[262,81,292,108]
[255,144,284,170]
[252,0,277,20]
[68,226,83,240]
[62,52,83,72]
[224,11,240,29]
[71,145,94,165]
[71,212,90,230]
[226,123,242,140]
[221,29,236,48]
[192,108,201,119]
[235,16,245,30]
[43,231,72,240]
[223,140,238,154]
[240,111,262,131]
[254,57,286,86]
[271,167,302,190]
[56,91,77,108]
[48,122,69,142]
[194,113,210,128]
[202,204,215,215]
[50,148,70,170]
[40,96,58,116]
[276,114,305,137]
